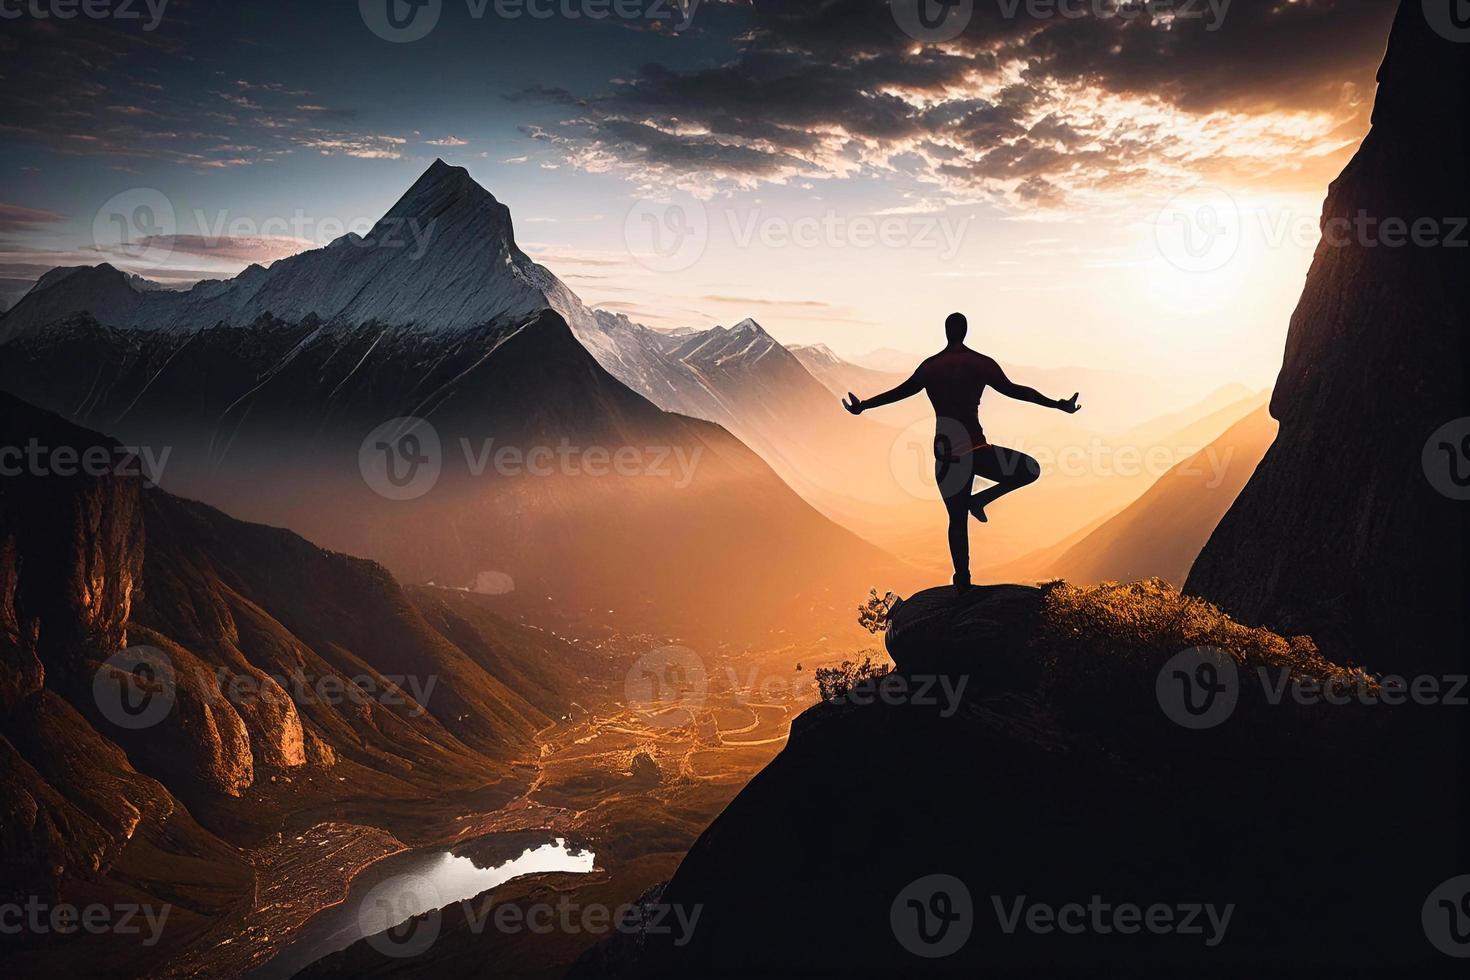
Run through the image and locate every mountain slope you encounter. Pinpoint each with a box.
[1186,1,1468,673]
[0,307,901,636]
[1,392,613,972]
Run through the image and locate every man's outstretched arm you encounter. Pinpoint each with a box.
[991,368,1081,413]
[843,372,923,415]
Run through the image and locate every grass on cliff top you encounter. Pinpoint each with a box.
[1036,578,1362,679]
[1034,578,1377,730]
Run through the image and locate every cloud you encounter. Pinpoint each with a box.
[523,0,1396,206]
[126,234,317,263]
[425,136,470,146]
[699,295,832,309]
[0,18,409,169]
[300,136,408,160]
[0,203,66,234]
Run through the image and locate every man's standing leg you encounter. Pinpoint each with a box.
[936,451,976,588]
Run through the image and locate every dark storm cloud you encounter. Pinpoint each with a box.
[526,0,1399,196]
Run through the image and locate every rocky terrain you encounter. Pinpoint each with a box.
[573,581,1465,976]
[0,393,615,972]
[1186,1,1468,675]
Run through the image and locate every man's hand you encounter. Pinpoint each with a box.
[843,392,865,416]
[1057,392,1081,414]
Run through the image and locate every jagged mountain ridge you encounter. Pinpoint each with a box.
[0,160,823,436]
[0,161,585,340]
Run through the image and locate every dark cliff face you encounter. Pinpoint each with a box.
[577,583,1465,977]
[0,393,592,918]
[1185,2,1468,674]
[0,403,143,710]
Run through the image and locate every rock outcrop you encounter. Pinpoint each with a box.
[1186,1,1468,675]
[574,582,1465,976]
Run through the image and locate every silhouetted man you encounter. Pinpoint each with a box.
[844,312,1080,590]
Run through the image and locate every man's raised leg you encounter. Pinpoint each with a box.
[969,445,1041,523]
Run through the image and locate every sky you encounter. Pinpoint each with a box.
[0,0,1401,389]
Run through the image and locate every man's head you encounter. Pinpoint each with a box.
[945,312,968,344]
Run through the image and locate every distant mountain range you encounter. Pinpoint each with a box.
[0,158,1279,609]
[0,162,906,635]
[1032,405,1277,587]
[0,163,878,517]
